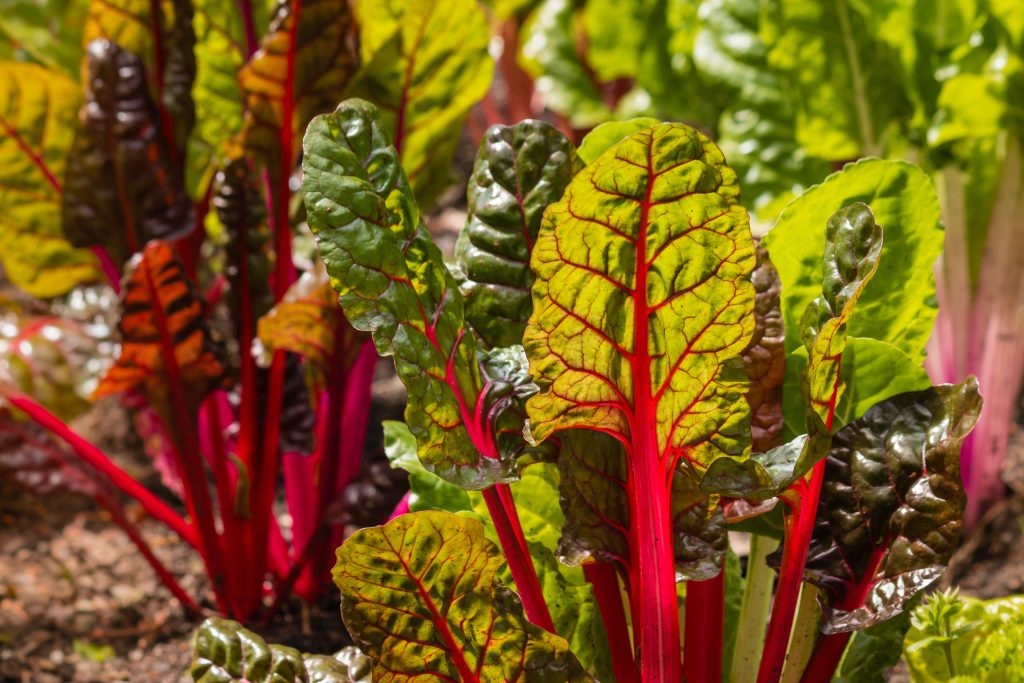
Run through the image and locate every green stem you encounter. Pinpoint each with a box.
[731,534,779,683]
[781,584,821,683]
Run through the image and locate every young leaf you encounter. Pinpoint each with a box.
[302,99,514,488]
[190,617,371,682]
[348,0,492,206]
[802,379,982,633]
[93,241,229,420]
[62,40,192,263]
[704,204,883,499]
[763,158,941,367]
[524,122,756,679]
[743,244,785,453]
[333,511,592,682]
[458,120,582,349]
[239,0,358,182]
[0,62,99,297]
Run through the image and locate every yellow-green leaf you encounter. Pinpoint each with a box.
[334,511,592,682]
[0,62,99,297]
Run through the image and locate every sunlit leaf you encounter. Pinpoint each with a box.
[334,511,592,682]
[576,117,661,165]
[0,62,99,297]
[458,120,582,349]
[348,0,493,207]
[0,0,88,77]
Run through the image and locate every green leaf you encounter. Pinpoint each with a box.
[333,511,593,682]
[801,380,982,633]
[833,595,918,683]
[382,420,473,513]
[190,617,371,682]
[760,0,910,158]
[303,99,514,489]
[239,0,358,184]
[576,117,661,165]
[348,0,493,207]
[0,0,88,77]
[520,0,611,128]
[458,120,582,349]
[704,204,883,499]
[62,40,192,264]
[763,158,942,366]
[0,62,100,296]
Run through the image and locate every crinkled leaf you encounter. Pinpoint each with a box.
[94,241,229,423]
[62,40,192,264]
[763,158,941,366]
[0,412,100,497]
[190,617,371,682]
[760,0,910,159]
[239,0,358,182]
[743,244,785,453]
[348,0,492,207]
[458,120,582,349]
[799,380,982,633]
[576,117,661,165]
[0,62,99,297]
[520,0,610,128]
[833,596,918,683]
[704,203,882,499]
[334,511,593,682]
[303,99,514,489]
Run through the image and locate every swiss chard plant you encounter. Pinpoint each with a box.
[295,98,982,682]
[0,0,496,620]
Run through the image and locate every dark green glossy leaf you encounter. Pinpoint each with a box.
[62,40,192,264]
[334,511,592,682]
[704,204,882,499]
[801,380,981,633]
[348,0,492,207]
[302,99,513,489]
[190,617,371,682]
[458,120,582,349]
[833,594,918,683]
[0,62,100,296]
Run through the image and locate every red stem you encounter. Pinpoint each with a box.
[91,246,122,293]
[800,631,851,683]
[203,396,245,618]
[141,259,230,613]
[481,485,555,632]
[584,563,636,683]
[236,0,258,58]
[685,562,726,683]
[6,393,198,547]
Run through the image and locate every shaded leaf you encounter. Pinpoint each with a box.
[334,511,592,682]
[302,99,514,489]
[348,0,492,207]
[801,380,982,633]
[458,120,582,349]
[239,0,358,182]
[62,40,192,264]
[94,241,229,421]
[833,595,918,683]
[704,204,883,499]
[0,62,99,296]
[742,244,785,453]
[190,617,371,682]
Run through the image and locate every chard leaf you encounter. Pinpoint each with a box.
[577,117,661,165]
[0,62,100,297]
[759,0,910,159]
[704,203,883,498]
[348,0,492,207]
[190,617,371,682]
[763,158,941,367]
[0,0,87,77]
[239,0,358,183]
[743,244,785,453]
[334,511,593,682]
[62,40,192,264]
[458,120,582,349]
[833,597,917,683]
[524,124,755,594]
[520,0,610,128]
[302,99,513,488]
[802,380,982,633]
[93,241,229,425]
